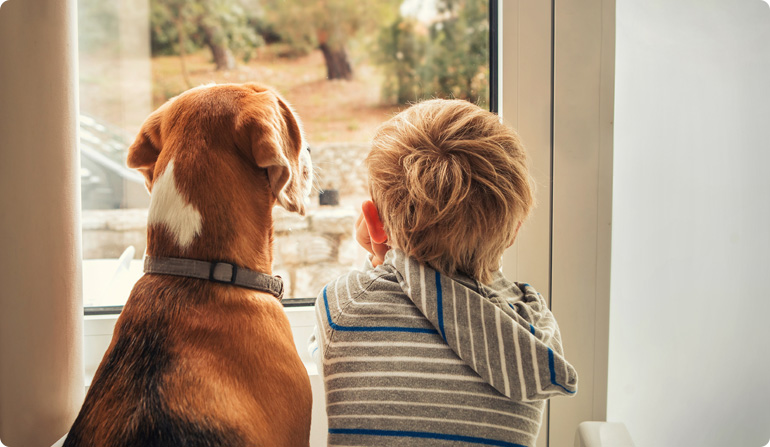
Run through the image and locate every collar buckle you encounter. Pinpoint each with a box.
[209,260,238,285]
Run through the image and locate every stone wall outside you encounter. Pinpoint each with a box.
[82,142,373,299]
[311,142,371,196]
[82,205,362,299]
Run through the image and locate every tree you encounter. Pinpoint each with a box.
[427,0,489,105]
[199,8,238,70]
[376,0,490,106]
[150,0,262,76]
[262,0,399,81]
[376,17,429,104]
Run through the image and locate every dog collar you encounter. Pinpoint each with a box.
[143,256,284,299]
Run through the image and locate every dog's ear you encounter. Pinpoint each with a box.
[127,106,165,192]
[242,89,308,215]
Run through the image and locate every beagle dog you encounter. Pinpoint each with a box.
[64,83,313,447]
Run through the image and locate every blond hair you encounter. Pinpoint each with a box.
[366,99,534,283]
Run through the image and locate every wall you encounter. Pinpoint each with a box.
[610,1,770,446]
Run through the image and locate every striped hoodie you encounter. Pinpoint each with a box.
[311,249,577,447]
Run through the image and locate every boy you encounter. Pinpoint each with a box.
[311,99,577,447]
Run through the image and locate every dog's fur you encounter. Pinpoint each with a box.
[64,83,313,447]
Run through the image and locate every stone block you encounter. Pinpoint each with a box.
[274,233,336,266]
[274,234,299,266]
[82,212,108,231]
[292,263,352,299]
[119,230,147,258]
[82,230,137,259]
[82,209,148,231]
[312,142,370,195]
[273,206,310,233]
[310,207,356,235]
[337,235,367,267]
[106,208,148,231]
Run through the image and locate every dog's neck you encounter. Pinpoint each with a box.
[145,156,275,275]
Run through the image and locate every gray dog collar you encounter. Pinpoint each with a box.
[143,256,284,299]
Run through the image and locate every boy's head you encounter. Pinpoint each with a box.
[366,99,534,283]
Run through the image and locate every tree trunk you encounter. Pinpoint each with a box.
[202,24,236,71]
[175,19,193,89]
[319,42,352,80]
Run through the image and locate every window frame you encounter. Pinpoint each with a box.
[498,0,614,446]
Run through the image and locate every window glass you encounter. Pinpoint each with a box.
[78,0,491,308]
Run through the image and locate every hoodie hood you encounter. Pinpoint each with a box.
[383,249,578,401]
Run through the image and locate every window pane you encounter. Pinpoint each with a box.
[78,0,490,307]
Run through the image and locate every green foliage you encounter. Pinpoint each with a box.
[261,0,400,59]
[149,0,263,62]
[376,18,429,104]
[202,0,263,61]
[149,0,189,56]
[376,0,489,107]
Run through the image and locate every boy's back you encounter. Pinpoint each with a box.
[314,249,576,447]
[312,98,577,446]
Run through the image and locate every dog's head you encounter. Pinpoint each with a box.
[127,83,312,216]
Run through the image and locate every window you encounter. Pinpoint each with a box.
[78,0,493,311]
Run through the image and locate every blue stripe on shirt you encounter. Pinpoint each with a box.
[323,285,439,334]
[436,271,446,341]
[548,347,576,394]
[508,303,572,394]
[508,304,537,336]
[329,428,527,447]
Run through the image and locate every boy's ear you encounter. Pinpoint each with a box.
[362,200,388,244]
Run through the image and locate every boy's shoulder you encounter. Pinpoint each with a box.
[317,264,417,328]
[321,264,405,306]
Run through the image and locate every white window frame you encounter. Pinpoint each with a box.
[499,1,615,446]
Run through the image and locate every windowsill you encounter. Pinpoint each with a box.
[82,256,321,313]
[82,258,144,308]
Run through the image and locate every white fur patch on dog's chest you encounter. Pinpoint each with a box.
[148,161,202,248]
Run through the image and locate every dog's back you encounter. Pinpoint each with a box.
[64,83,313,446]
[65,277,240,447]
[66,276,310,447]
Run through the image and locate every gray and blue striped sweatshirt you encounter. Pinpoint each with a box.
[311,249,577,447]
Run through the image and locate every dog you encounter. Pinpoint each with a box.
[64,83,314,447]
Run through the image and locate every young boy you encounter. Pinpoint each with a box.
[311,99,577,447]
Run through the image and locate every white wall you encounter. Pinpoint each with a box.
[610,1,770,446]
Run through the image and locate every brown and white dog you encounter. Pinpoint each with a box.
[64,83,313,447]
